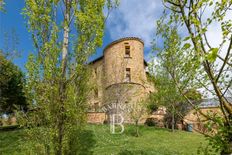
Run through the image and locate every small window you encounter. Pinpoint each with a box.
[94,68,97,77]
[125,46,130,57]
[125,68,131,82]
[94,102,99,112]
[94,89,98,98]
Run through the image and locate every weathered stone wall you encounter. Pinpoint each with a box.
[88,37,155,124]
[103,83,147,123]
[102,38,151,123]
[88,59,104,111]
[0,116,17,126]
[184,107,222,132]
[87,112,107,124]
[104,38,146,88]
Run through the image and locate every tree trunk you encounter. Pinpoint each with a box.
[135,120,139,137]
[171,105,175,132]
[56,0,70,155]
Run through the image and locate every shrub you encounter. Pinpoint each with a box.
[103,119,108,124]
[144,118,158,127]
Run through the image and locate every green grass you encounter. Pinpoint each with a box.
[0,125,217,155]
[0,129,24,155]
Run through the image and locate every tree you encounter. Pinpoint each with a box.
[129,99,148,137]
[148,58,198,132]
[18,0,119,154]
[149,73,183,132]
[155,1,232,154]
[0,53,27,115]
[151,24,199,132]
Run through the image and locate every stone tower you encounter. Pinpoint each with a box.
[104,37,146,88]
[88,37,154,123]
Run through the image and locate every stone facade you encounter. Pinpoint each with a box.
[87,112,107,124]
[184,107,222,133]
[87,37,154,123]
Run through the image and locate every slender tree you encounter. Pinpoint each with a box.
[129,99,148,137]
[154,1,232,153]
[18,0,119,154]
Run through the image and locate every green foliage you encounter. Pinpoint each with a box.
[18,0,118,154]
[151,22,202,131]
[65,129,96,155]
[205,116,232,154]
[0,54,27,115]
[159,0,232,153]
[182,43,191,50]
[144,118,158,127]
[206,48,219,63]
[184,89,202,101]
[147,102,158,113]
[129,99,148,137]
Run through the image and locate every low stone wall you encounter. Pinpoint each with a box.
[147,114,165,127]
[184,107,221,133]
[0,116,17,126]
[87,112,107,124]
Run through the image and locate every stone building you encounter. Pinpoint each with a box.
[183,98,231,132]
[87,37,154,123]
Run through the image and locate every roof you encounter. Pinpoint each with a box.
[88,56,103,64]
[89,55,148,66]
[198,97,232,108]
[89,37,147,65]
[103,37,144,52]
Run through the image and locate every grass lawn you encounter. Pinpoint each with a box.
[0,125,217,155]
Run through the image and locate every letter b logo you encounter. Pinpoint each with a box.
[110,114,124,134]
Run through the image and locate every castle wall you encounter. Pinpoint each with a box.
[88,59,104,111]
[87,112,106,124]
[88,37,154,123]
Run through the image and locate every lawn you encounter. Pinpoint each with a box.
[0,125,217,155]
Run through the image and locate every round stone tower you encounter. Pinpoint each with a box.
[104,37,146,88]
[103,37,148,122]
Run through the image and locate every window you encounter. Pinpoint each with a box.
[94,68,97,76]
[125,46,130,57]
[94,102,99,112]
[94,89,98,98]
[125,68,131,82]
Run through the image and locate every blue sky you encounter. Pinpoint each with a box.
[0,0,164,72]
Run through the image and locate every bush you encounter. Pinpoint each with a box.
[103,119,108,124]
[144,118,158,127]
[147,103,158,114]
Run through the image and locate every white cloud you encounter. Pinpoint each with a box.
[105,0,163,48]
